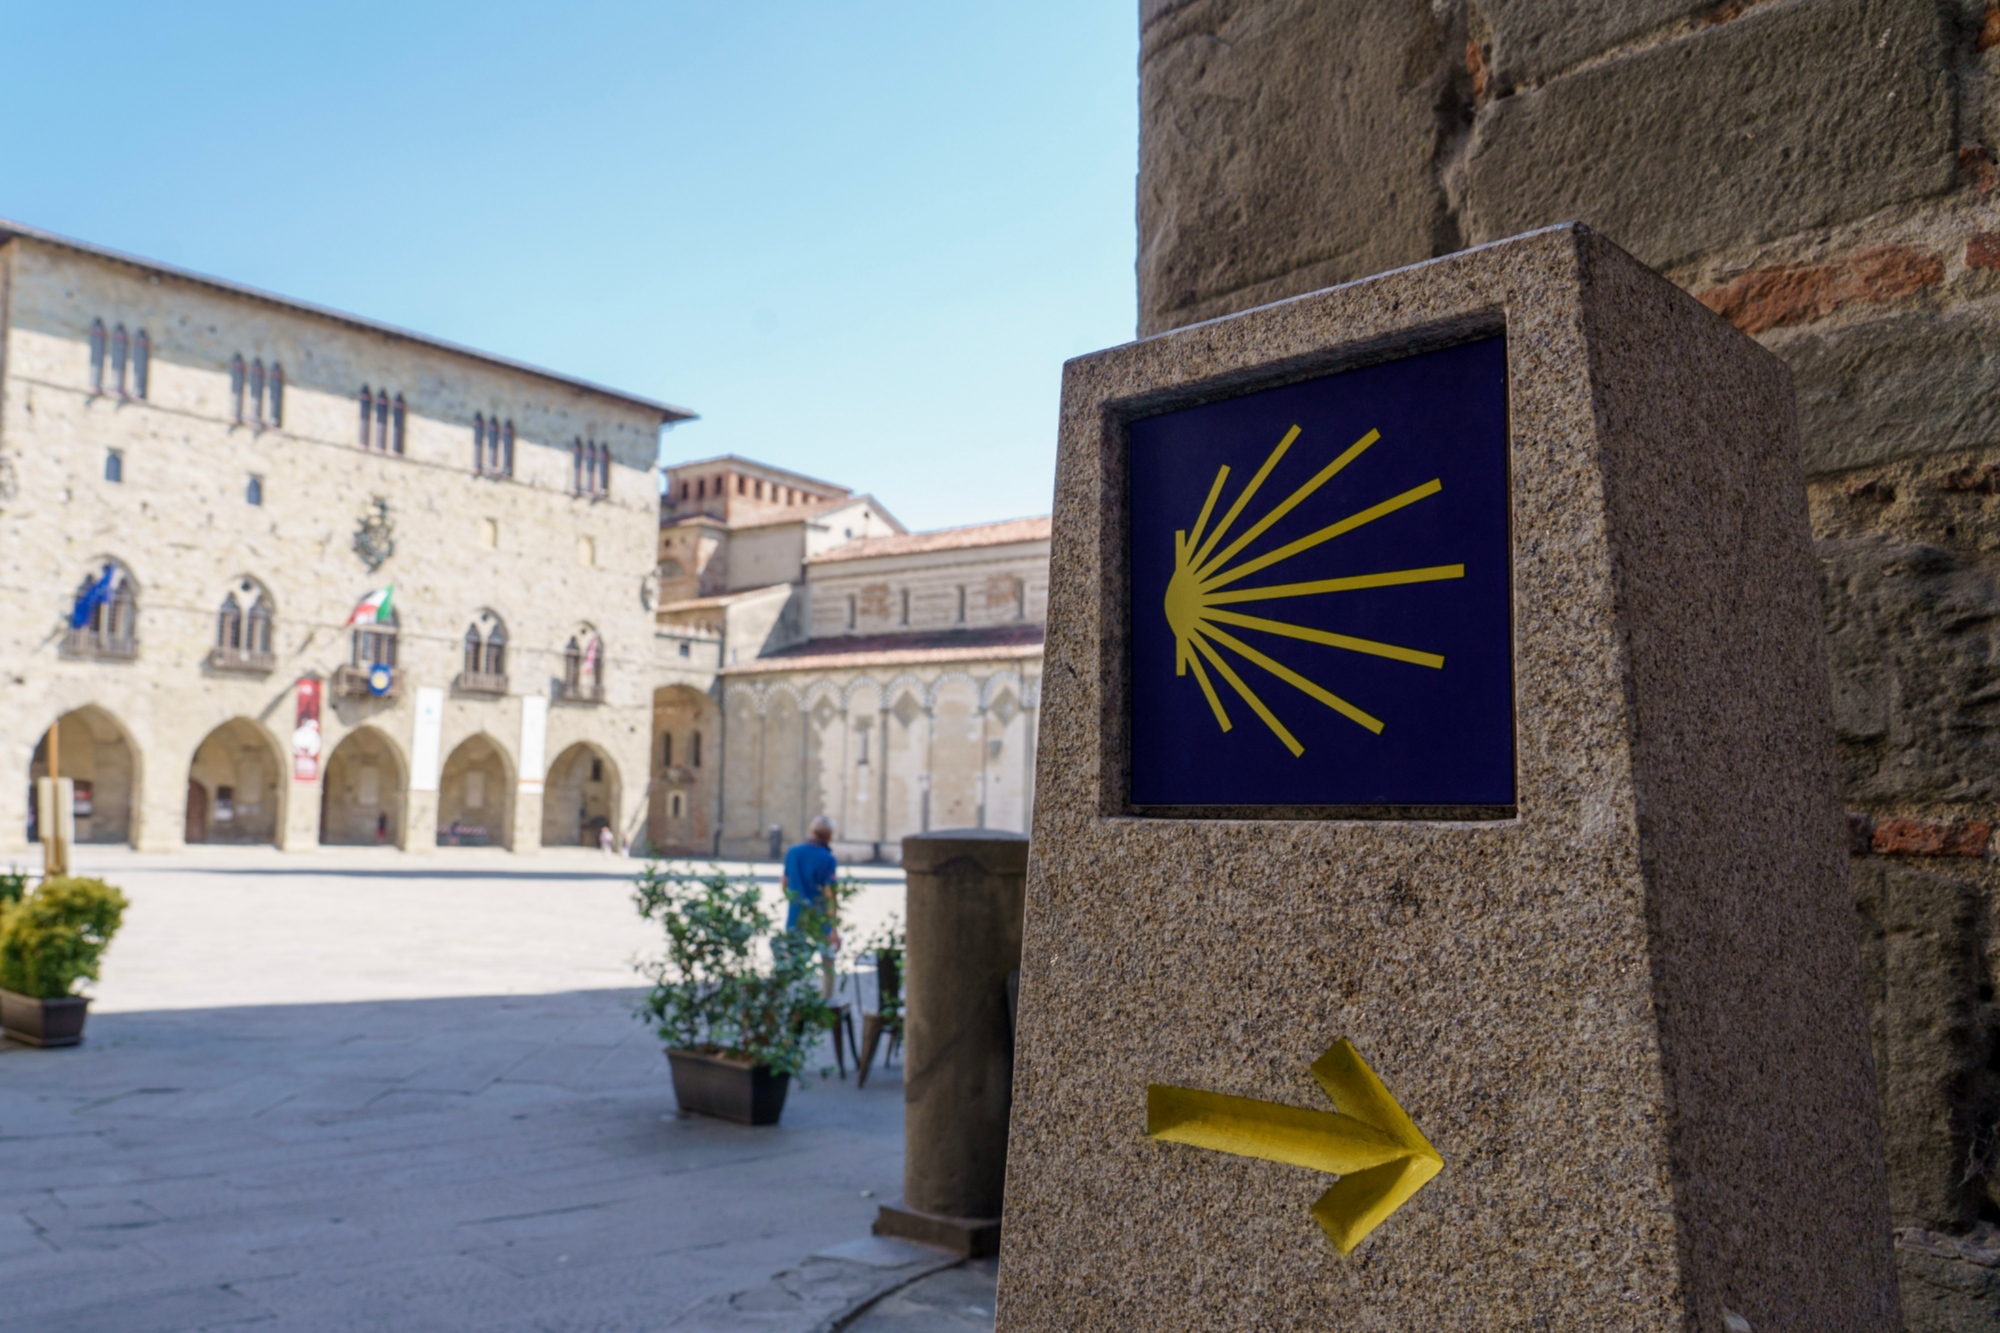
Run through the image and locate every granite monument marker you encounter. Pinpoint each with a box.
[996,226,1900,1330]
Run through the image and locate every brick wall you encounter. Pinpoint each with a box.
[1139,0,2000,1320]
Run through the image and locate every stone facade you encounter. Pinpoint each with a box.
[1137,0,2000,1319]
[651,481,1049,862]
[0,221,710,857]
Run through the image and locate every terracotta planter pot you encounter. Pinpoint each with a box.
[665,1048,790,1125]
[0,990,90,1047]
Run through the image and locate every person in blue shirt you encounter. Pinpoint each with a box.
[783,814,840,936]
[783,815,841,998]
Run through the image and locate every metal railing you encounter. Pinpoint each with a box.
[207,646,276,673]
[332,663,397,699]
[59,629,138,661]
[455,670,509,695]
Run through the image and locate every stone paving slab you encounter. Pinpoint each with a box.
[0,849,914,1333]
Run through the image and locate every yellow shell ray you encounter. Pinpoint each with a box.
[1165,425,1462,756]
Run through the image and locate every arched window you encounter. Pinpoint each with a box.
[232,355,247,423]
[110,325,129,396]
[561,627,603,700]
[267,363,282,425]
[246,591,272,655]
[350,605,399,668]
[458,611,507,691]
[106,575,138,646]
[390,393,405,454]
[680,480,690,500]
[662,732,673,768]
[104,451,122,483]
[501,420,514,477]
[217,593,243,650]
[691,731,701,767]
[598,443,611,494]
[246,475,263,506]
[473,414,486,473]
[249,359,266,425]
[132,331,150,400]
[572,439,585,494]
[695,477,704,500]
[358,386,373,445]
[88,320,106,393]
[64,562,138,658]
[210,577,275,670]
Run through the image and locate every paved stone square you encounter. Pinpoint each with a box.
[0,847,940,1333]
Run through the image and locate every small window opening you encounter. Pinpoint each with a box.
[110,325,129,397]
[88,320,106,393]
[267,363,282,425]
[105,450,123,483]
[691,731,701,767]
[846,594,857,631]
[900,588,910,626]
[358,387,373,445]
[246,475,263,506]
[662,733,673,768]
[232,355,247,423]
[249,359,266,425]
[955,586,967,624]
[391,394,406,453]
[132,330,150,400]
[590,758,603,782]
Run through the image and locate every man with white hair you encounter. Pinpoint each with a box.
[782,814,840,937]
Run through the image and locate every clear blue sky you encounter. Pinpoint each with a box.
[0,3,1138,532]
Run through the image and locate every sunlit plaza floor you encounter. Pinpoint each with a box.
[0,846,928,1333]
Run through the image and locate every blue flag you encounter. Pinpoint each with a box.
[70,564,117,630]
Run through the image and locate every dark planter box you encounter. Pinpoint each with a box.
[0,990,90,1047]
[666,1048,790,1125]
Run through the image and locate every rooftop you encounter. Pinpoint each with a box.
[0,218,696,424]
[722,624,1045,675]
[661,454,848,494]
[809,515,1052,565]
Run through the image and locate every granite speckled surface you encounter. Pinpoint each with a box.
[994,225,1899,1331]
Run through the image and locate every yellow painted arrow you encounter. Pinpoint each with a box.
[1146,1039,1442,1254]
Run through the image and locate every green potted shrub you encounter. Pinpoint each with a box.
[0,875,128,1048]
[633,863,837,1125]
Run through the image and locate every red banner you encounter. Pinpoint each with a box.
[292,677,323,781]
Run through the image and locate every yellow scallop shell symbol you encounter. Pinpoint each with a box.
[1167,425,1465,757]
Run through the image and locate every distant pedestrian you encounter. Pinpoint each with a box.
[598,825,616,855]
[783,815,841,996]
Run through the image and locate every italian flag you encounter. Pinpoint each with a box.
[344,586,394,627]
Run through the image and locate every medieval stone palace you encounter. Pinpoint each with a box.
[0,222,1051,861]
[0,220,710,856]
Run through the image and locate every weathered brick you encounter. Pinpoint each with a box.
[1776,307,2000,474]
[1480,0,1712,87]
[1872,817,1994,857]
[1699,245,1943,334]
[1461,0,1956,270]
[1137,0,1450,334]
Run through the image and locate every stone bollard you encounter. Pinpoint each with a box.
[872,828,1028,1258]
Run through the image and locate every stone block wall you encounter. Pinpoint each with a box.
[1139,0,2000,1319]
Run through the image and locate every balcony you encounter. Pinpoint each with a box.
[554,679,605,704]
[455,671,509,696]
[207,646,276,674]
[332,663,399,700]
[59,629,138,661]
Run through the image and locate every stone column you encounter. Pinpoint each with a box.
[874,828,1029,1258]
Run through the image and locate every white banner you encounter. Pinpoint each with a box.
[519,694,548,791]
[410,687,444,792]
